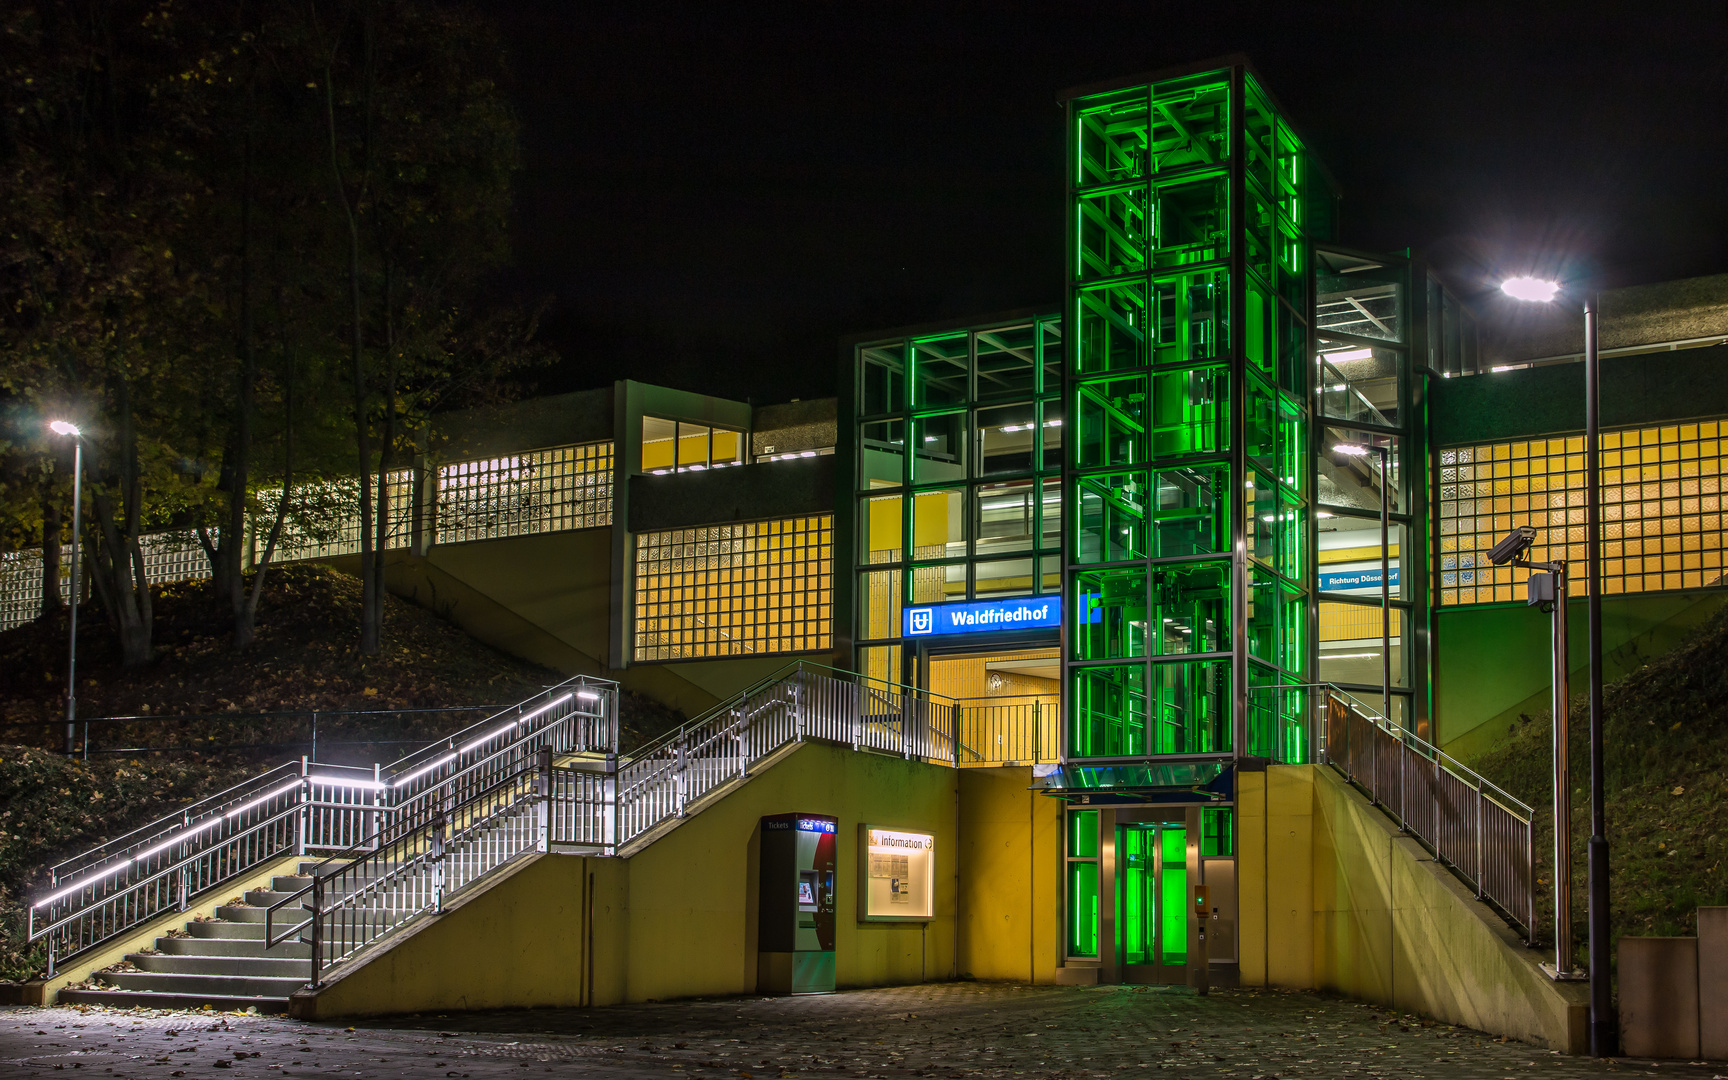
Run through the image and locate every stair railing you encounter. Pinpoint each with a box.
[1312,685,1537,940]
[600,662,956,850]
[28,675,617,977]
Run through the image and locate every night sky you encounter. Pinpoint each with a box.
[492,1,1728,404]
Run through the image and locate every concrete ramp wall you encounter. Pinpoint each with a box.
[1241,765,1588,1052]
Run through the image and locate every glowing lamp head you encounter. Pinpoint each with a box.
[1501,276,1560,303]
[1333,444,1370,457]
[49,421,81,437]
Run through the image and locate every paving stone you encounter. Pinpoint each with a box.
[1,984,1721,1079]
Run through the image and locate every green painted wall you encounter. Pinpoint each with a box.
[1432,344,1728,446]
[1434,590,1728,758]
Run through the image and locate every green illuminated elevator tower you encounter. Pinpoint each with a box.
[1062,61,1336,766]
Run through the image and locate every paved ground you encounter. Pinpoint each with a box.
[1,984,1721,1079]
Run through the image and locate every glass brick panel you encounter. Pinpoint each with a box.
[1073,567,1148,660]
[1076,376,1148,468]
[1149,560,1229,655]
[634,516,833,661]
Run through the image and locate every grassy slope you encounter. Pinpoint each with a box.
[1467,601,1728,963]
[0,564,685,981]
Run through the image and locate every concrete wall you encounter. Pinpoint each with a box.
[296,743,965,1017]
[955,766,1062,983]
[1435,590,1728,758]
[1238,765,1587,1052]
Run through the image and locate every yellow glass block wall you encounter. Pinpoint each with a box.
[1440,421,1728,605]
[633,515,834,661]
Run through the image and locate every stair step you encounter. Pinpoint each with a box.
[103,970,307,998]
[157,936,310,958]
[58,988,289,1013]
[129,953,309,977]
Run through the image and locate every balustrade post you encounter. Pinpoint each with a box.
[1399,734,1407,832]
[297,757,309,856]
[308,876,324,989]
[178,865,189,912]
[1474,778,1486,900]
[604,752,619,855]
[537,746,552,853]
[1033,702,1041,766]
[794,671,805,743]
[902,694,912,760]
[676,737,688,819]
[852,684,862,751]
[369,763,382,851]
[432,797,448,913]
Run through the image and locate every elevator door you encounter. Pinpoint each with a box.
[1117,822,1188,984]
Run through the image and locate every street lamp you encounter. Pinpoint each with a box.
[1500,277,1611,1055]
[1333,441,1392,723]
[48,421,83,757]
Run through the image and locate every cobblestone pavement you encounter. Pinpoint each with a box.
[2,984,1723,1080]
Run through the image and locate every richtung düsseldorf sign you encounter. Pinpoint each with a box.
[902,596,1062,638]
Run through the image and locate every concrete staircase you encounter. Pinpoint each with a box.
[60,863,337,1013]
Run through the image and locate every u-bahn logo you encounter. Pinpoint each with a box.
[908,608,934,635]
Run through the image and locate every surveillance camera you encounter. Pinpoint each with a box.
[1487,525,1538,566]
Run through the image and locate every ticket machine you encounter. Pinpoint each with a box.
[757,813,837,994]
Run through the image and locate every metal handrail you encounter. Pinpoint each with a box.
[26,674,619,976]
[1314,687,1537,939]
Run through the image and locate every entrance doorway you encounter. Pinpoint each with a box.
[1116,819,1189,983]
[925,646,1059,765]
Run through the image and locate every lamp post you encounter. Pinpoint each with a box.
[1500,277,1611,1053]
[48,420,83,758]
[1335,441,1391,722]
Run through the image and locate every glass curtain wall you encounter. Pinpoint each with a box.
[853,315,1065,686]
[1064,65,1332,764]
[1313,248,1424,734]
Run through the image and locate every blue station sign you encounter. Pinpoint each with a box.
[1318,567,1400,593]
[903,596,1062,638]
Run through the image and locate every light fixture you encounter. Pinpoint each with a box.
[1333,444,1370,457]
[49,420,81,437]
[1501,276,1560,303]
[1327,347,1374,362]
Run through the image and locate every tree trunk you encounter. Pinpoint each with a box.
[324,25,378,655]
[86,377,154,669]
[227,125,257,641]
[236,370,294,649]
[38,493,65,619]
